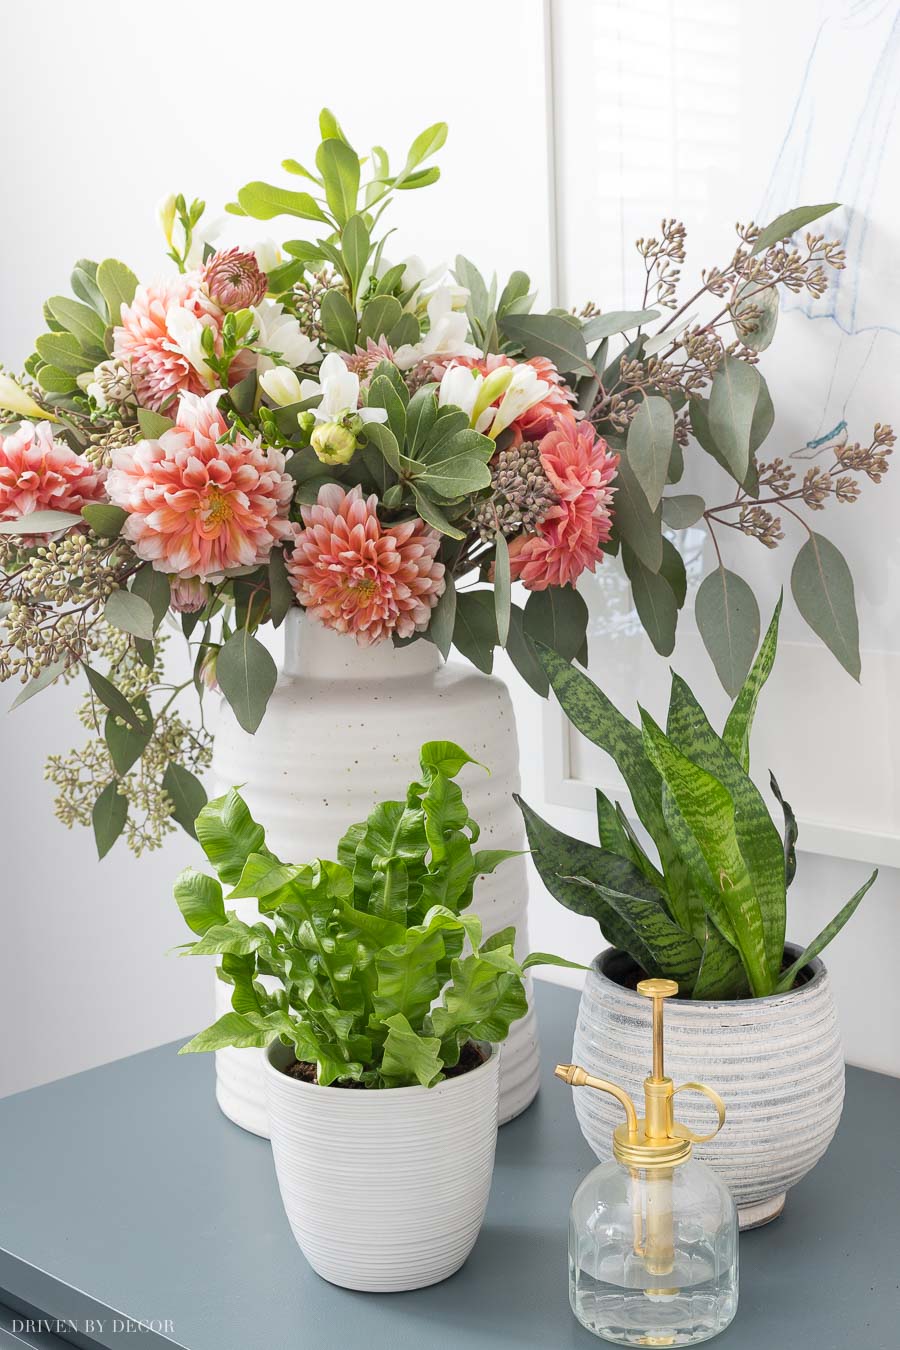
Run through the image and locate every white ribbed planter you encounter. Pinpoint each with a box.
[211,611,538,1137]
[264,1039,500,1291]
[573,946,844,1230]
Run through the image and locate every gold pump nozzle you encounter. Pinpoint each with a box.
[556,977,726,1169]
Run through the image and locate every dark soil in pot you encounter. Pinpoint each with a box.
[283,1039,487,1086]
[598,943,818,998]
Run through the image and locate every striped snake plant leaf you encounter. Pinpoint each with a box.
[769,772,799,888]
[640,710,774,997]
[595,789,666,891]
[566,874,704,990]
[775,869,878,994]
[665,673,786,980]
[659,782,732,946]
[536,643,690,910]
[516,795,679,954]
[723,593,783,771]
[692,920,751,1000]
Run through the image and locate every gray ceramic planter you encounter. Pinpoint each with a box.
[572,944,844,1229]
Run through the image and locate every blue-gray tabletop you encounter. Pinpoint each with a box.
[0,980,897,1350]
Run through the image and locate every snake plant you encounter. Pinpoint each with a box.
[516,597,877,999]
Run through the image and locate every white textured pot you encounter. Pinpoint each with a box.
[211,610,539,1137]
[573,945,844,1230]
[264,1039,500,1291]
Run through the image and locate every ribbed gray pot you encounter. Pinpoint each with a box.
[572,945,844,1230]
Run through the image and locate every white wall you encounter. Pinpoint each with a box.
[1,0,896,1096]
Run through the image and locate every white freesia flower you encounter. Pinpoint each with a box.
[299,353,388,425]
[489,364,550,439]
[259,367,304,407]
[393,286,480,370]
[0,374,57,422]
[165,307,216,388]
[156,193,178,248]
[252,239,282,274]
[253,299,322,373]
[438,364,497,433]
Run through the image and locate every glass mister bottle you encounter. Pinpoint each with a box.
[557,978,738,1347]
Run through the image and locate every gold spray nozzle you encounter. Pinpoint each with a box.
[555,1063,639,1136]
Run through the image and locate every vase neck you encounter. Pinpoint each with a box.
[282,610,442,679]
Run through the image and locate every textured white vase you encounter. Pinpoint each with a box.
[573,945,844,1230]
[264,1039,500,1291]
[210,610,539,1137]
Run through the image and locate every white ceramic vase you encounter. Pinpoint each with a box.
[572,946,844,1230]
[264,1039,500,1291]
[210,610,539,1137]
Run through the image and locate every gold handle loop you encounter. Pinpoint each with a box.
[670,1081,726,1143]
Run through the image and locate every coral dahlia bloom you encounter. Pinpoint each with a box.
[113,273,227,411]
[0,420,105,540]
[106,391,293,581]
[509,419,618,591]
[286,484,445,645]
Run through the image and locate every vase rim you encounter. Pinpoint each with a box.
[591,941,827,1008]
[281,607,442,678]
[264,1037,498,1098]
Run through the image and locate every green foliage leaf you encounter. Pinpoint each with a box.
[320,288,358,352]
[359,295,403,345]
[179,1010,287,1054]
[103,589,155,640]
[429,574,456,659]
[0,509,83,535]
[694,568,761,698]
[613,454,663,571]
[268,548,294,629]
[92,781,127,859]
[163,763,208,839]
[96,258,138,325]
[104,695,152,773]
[708,355,761,482]
[626,396,675,510]
[130,564,170,631]
[769,772,798,889]
[623,544,679,656]
[493,532,511,646]
[661,494,705,529]
[791,532,860,679]
[195,787,271,886]
[411,486,465,540]
[505,605,549,697]
[83,664,144,731]
[380,1013,443,1086]
[752,203,840,256]
[10,658,66,709]
[137,408,175,439]
[216,629,278,733]
[452,591,497,673]
[236,182,330,223]
[173,867,226,936]
[340,214,370,301]
[34,332,96,375]
[46,295,107,353]
[500,312,591,375]
[723,594,782,771]
[775,870,877,993]
[82,503,128,538]
[523,586,589,662]
[316,138,360,224]
[36,366,78,395]
[732,281,779,352]
[582,309,660,343]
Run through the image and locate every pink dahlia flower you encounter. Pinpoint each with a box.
[106,391,293,581]
[286,484,445,645]
[170,577,210,613]
[0,420,105,541]
[113,273,227,412]
[342,336,396,378]
[509,419,618,591]
[202,247,268,312]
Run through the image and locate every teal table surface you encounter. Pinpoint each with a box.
[0,979,898,1350]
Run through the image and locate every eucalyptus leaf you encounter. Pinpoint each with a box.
[752,202,840,255]
[791,532,860,679]
[612,454,663,572]
[505,605,549,698]
[10,659,66,709]
[694,569,761,698]
[130,564,171,631]
[626,395,675,510]
[82,503,128,538]
[623,544,678,656]
[83,664,144,732]
[453,591,497,673]
[661,494,705,529]
[499,312,591,375]
[523,586,589,662]
[708,355,761,482]
[163,763,208,839]
[103,589,156,640]
[582,309,660,343]
[92,781,127,859]
[429,574,456,660]
[216,629,278,734]
[0,509,83,535]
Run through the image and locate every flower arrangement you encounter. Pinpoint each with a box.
[0,109,890,857]
[516,599,878,999]
[176,741,573,1086]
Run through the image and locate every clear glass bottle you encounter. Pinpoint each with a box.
[557,979,738,1347]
